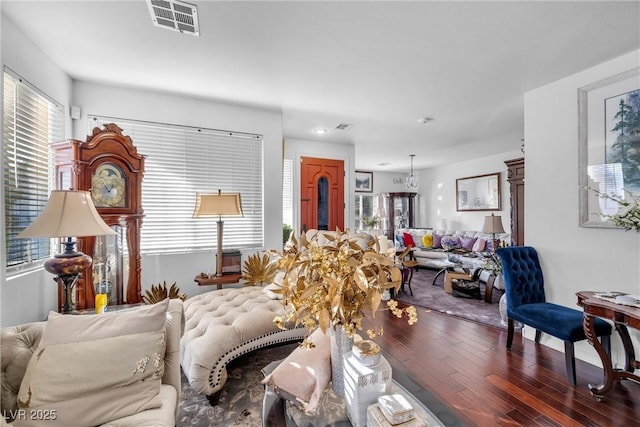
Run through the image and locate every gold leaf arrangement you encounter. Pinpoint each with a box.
[242,252,278,286]
[267,229,417,344]
[143,281,187,304]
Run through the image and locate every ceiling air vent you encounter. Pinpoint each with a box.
[146,0,200,36]
[335,123,354,131]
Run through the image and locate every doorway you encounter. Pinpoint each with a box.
[300,156,345,232]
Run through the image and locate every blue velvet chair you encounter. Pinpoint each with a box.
[496,246,612,386]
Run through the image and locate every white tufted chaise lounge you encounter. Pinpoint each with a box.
[180,286,306,405]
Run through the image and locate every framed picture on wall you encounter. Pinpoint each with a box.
[578,67,640,228]
[355,171,373,193]
[455,172,501,211]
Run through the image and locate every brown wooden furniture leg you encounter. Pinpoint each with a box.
[583,314,615,400]
[616,323,639,372]
[483,275,495,303]
[576,292,640,401]
[402,260,418,296]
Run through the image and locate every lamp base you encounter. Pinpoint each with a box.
[44,252,92,314]
[216,219,224,277]
[54,274,81,314]
[44,252,92,277]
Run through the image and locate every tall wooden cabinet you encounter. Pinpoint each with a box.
[381,192,417,240]
[51,124,145,310]
[505,158,525,246]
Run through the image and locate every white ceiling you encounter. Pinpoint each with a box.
[3,1,639,172]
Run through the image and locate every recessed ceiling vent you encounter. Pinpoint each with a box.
[146,0,200,36]
[335,123,354,131]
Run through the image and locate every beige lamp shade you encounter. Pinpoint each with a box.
[193,191,244,218]
[18,190,116,238]
[481,213,505,234]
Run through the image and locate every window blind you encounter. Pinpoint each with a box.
[283,158,293,227]
[3,68,63,270]
[90,116,264,254]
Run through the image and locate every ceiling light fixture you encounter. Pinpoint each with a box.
[313,128,328,135]
[418,117,435,124]
[405,154,418,191]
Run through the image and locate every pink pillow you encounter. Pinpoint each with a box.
[472,238,486,252]
[262,328,331,414]
[432,234,443,249]
[460,236,477,251]
[402,233,415,248]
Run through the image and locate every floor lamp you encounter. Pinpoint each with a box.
[193,190,244,277]
[18,190,116,313]
[482,213,505,251]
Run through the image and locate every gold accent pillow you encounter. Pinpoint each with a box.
[14,299,169,427]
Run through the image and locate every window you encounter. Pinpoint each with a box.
[282,158,293,228]
[90,116,263,254]
[354,194,381,230]
[3,69,63,271]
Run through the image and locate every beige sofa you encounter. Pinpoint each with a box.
[394,227,511,271]
[1,299,184,427]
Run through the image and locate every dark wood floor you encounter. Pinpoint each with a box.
[363,306,640,427]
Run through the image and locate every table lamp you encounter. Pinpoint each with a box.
[18,190,116,313]
[481,213,505,251]
[193,190,244,277]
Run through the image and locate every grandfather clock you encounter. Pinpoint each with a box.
[51,124,145,310]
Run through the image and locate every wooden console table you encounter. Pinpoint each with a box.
[195,273,242,289]
[576,291,640,400]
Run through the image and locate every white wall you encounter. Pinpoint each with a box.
[1,15,73,326]
[72,80,284,302]
[0,13,284,325]
[284,138,355,234]
[369,171,413,195]
[525,49,640,367]
[417,150,522,232]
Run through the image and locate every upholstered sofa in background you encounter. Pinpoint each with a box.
[1,299,184,427]
[394,227,511,271]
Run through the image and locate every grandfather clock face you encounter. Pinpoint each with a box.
[91,163,127,208]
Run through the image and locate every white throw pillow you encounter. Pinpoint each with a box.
[14,300,169,427]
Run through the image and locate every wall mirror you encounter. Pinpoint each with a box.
[456,172,501,211]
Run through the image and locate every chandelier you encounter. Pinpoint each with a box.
[404,154,418,190]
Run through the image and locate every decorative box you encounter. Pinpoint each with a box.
[378,394,415,424]
[217,249,242,273]
[343,350,392,427]
[367,403,426,427]
[353,340,381,367]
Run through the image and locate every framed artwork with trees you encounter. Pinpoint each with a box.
[578,67,640,228]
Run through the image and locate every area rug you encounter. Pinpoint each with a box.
[178,343,299,426]
[395,267,506,329]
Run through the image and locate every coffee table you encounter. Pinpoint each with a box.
[283,379,445,426]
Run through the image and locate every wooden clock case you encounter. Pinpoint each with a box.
[51,123,145,310]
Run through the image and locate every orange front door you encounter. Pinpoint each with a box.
[300,156,344,232]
